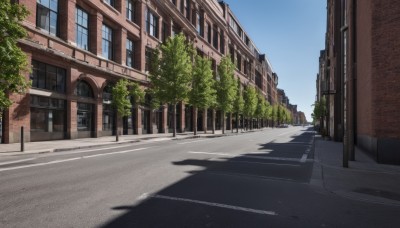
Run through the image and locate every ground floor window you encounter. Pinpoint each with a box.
[30,95,66,141]
[102,104,115,131]
[77,102,93,131]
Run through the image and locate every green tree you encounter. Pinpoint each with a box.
[271,105,278,127]
[189,55,216,135]
[0,1,30,111]
[312,97,326,134]
[243,85,257,130]
[233,78,244,133]
[216,55,236,134]
[149,33,192,137]
[112,79,144,141]
[255,92,266,129]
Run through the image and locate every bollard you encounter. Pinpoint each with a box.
[21,126,24,152]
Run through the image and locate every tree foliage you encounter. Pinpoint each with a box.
[255,92,266,119]
[0,1,30,110]
[112,79,132,117]
[233,78,244,115]
[189,55,216,110]
[149,33,192,105]
[216,55,236,134]
[149,33,192,136]
[216,55,236,114]
[243,85,257,119]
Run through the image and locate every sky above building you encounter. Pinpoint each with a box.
[222,0,326,121]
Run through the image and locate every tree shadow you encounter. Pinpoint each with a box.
[100,128,315,227]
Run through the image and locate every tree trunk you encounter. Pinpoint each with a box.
[212,109,216,134]
[236,113,239,133]
[173,103,177,137]
[193,106,198,136]
[204,108,207,134]
[116,112,119,142]
[222,111,225,134]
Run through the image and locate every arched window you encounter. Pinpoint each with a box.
[76,80,94,98]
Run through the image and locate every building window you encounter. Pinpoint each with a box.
[213,26,218,50]
[126,39,135,68]
[180,0,184,13]
[146,8,159,38]
[102,24,113,60]
[77,103,93,131]
[75,80,93,98]
[237,53,242,71]
[104,0,114,7]
[199,12,204,37]
[220,30,225,54]
[30,95,66,134]
[32,60,66,93]
[76,7,89,50]
[172,0,176,5]
[126,0,135,23]
[185,0,191,20]
[103,84,115,132]
[162,21,168,43]
[36,0,58,35]
[207,22,211,43]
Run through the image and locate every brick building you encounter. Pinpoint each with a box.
[318,0,400,165]
[1,0,280,143]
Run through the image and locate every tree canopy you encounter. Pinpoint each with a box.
[189,55,216,110]
[215,55,236,134]
[0,1,30,111]
[149,33,192,106]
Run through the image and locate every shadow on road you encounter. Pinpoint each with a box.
[100,128,315,227]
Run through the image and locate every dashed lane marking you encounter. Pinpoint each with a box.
[139,193,278,216]
[0,147,150,172]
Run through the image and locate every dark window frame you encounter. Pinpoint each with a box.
[146,8,159,38]
[36,0,59,36]
[76,6,89,50]
[102,23,114,60]
[126,0,136,23]
[126,38,135,68]
[31,60,66,93]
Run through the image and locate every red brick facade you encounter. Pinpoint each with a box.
[320,0,400,164]
[2,0,279,143]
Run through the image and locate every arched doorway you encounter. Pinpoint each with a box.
[76,80,95,138]
[102,83,116,136]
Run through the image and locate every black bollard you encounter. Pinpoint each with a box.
[21,126,24,152]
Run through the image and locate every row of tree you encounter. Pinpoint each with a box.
[111,33,293,137]
[1,3,292,139]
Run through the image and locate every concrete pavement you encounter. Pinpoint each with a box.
[312,135,400,206]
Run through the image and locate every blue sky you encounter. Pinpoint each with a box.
[222,0,326,121]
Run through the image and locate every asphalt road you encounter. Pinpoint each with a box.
[0,127,399,227]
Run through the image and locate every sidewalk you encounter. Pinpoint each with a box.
[312,135,400,206]
[0,129,246,156]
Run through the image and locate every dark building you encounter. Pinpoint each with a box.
[319,0,400,165]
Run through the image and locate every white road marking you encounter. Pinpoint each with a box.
[207,171,298,183]
[220,160,300,167]
[177,139,210,145]
[0,148,149,172]
[188,151,301,162]
[300,153,308,163]
[139,193,277,216]
[66,144,137,155]
[0,158,37,166]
